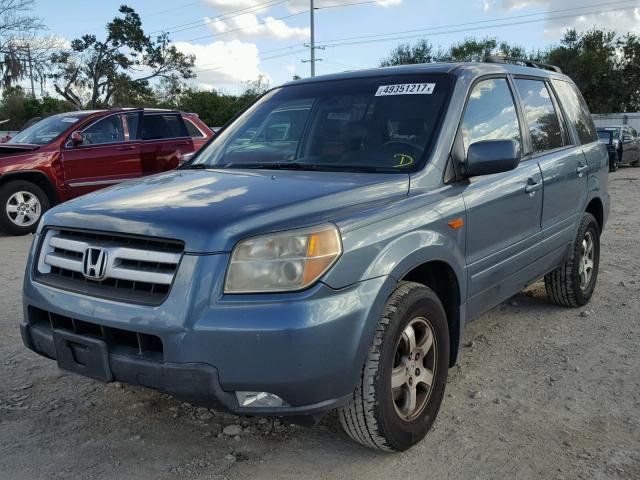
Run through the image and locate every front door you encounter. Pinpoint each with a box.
[61,113,141,198]
[459,77,544,319]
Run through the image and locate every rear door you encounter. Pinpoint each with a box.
[140,113,194,175]
[460,77,544,318]
[61,113,142,198]
[513,78,588,257]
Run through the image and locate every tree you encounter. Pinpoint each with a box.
[544,29,619,113]
[379,37,527,67]
[380,39,439,67]
[50,5,195,109]
[0,0,43,89]
[0,86,74,129]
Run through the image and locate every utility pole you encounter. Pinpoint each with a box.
[302,0,323,77]
[310,0,315,77]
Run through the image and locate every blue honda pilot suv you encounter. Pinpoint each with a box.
[21,59,609,451]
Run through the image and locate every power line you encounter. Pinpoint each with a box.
[316,1,640,48]
[181,10,309,43]
[148,0,290,36]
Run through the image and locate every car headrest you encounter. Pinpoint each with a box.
[342,121,369,150]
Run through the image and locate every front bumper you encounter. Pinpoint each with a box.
[22,239,394,417]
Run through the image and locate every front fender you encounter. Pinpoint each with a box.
[323,190,467,298]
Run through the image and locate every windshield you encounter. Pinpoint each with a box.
[191,74,454,173]
[8,112,86,145]
[597,131,612,143]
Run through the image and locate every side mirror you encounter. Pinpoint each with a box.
[466,139,521,176]
[70,130,83,146]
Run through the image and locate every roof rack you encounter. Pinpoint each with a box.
[484,55,562,74]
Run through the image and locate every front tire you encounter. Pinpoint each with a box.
[545,212,600,307]
[0,180,49,235]
[338,282,449,451]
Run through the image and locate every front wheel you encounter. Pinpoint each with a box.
[338,282,449,451]
[545,212,600,307]
[0,180,49,235]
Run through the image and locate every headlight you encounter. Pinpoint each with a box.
[224,224,342,293]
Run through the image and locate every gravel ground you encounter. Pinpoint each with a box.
[0,167,639,480]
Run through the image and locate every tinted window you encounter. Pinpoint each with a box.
[185,118,205,138]
[8,113,86,145]
[461,78,521,155]
[125,112,140,140]
[597,131,612,143]
[142,114,188,140]
[193,74,454,173]
[551,80,598,145]
[515,79,564,153]
[79,115,124,146]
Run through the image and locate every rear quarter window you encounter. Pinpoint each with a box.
[184,118,205,138]
[551,80,598,145]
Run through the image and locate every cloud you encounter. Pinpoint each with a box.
[205,12,310,40]
[201,0,402,40]
[482,0,640,38]
[173,39,268,88]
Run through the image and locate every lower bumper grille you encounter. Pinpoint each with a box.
[28,306,163,359]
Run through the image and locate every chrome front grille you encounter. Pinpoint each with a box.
[35,228,184,305]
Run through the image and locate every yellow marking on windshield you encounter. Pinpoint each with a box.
[393,154,414,168]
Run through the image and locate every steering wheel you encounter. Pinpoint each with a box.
[381,140,423,153]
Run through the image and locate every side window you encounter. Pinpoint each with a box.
[551,80,598,145]
[125,112,140,140]
[514,79,564,154]
[142,114,188,140]
[461,78,522,156]
[79,115,125,146]
[184,118,205,138]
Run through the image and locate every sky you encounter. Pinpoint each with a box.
[31,0,640,94]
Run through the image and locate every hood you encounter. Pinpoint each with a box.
[43,168,409,252]
[0,144,40,155]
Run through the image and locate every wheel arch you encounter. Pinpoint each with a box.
[400,260,462,367]
[585,196,603,234]
[0,170,59,205]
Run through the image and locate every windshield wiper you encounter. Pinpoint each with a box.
[180,163,209,170]
[219,162,332,171]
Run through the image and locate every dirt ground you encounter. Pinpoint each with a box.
[0,167,639,480]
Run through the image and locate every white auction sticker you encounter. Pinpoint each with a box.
[375,83,436,96]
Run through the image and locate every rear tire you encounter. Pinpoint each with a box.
[545,212,600,307]
[609,153,619,172]
[0,180,49,235]
[338,281,449,451]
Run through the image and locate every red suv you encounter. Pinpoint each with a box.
[0,109,213,235]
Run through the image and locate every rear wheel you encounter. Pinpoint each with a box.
[609,152,619,172]
[545,212,600,307]
[0,181,49,235]
[338,281,449,451]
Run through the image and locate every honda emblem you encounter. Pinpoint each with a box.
[83,248,108,280]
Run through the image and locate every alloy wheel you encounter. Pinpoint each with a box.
[391,317,437,421]
[6,191,41,227]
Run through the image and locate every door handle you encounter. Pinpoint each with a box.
[525,179,543,194]
[116,145,136,151]
[576,164,588,177]
[172,142,190,146]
